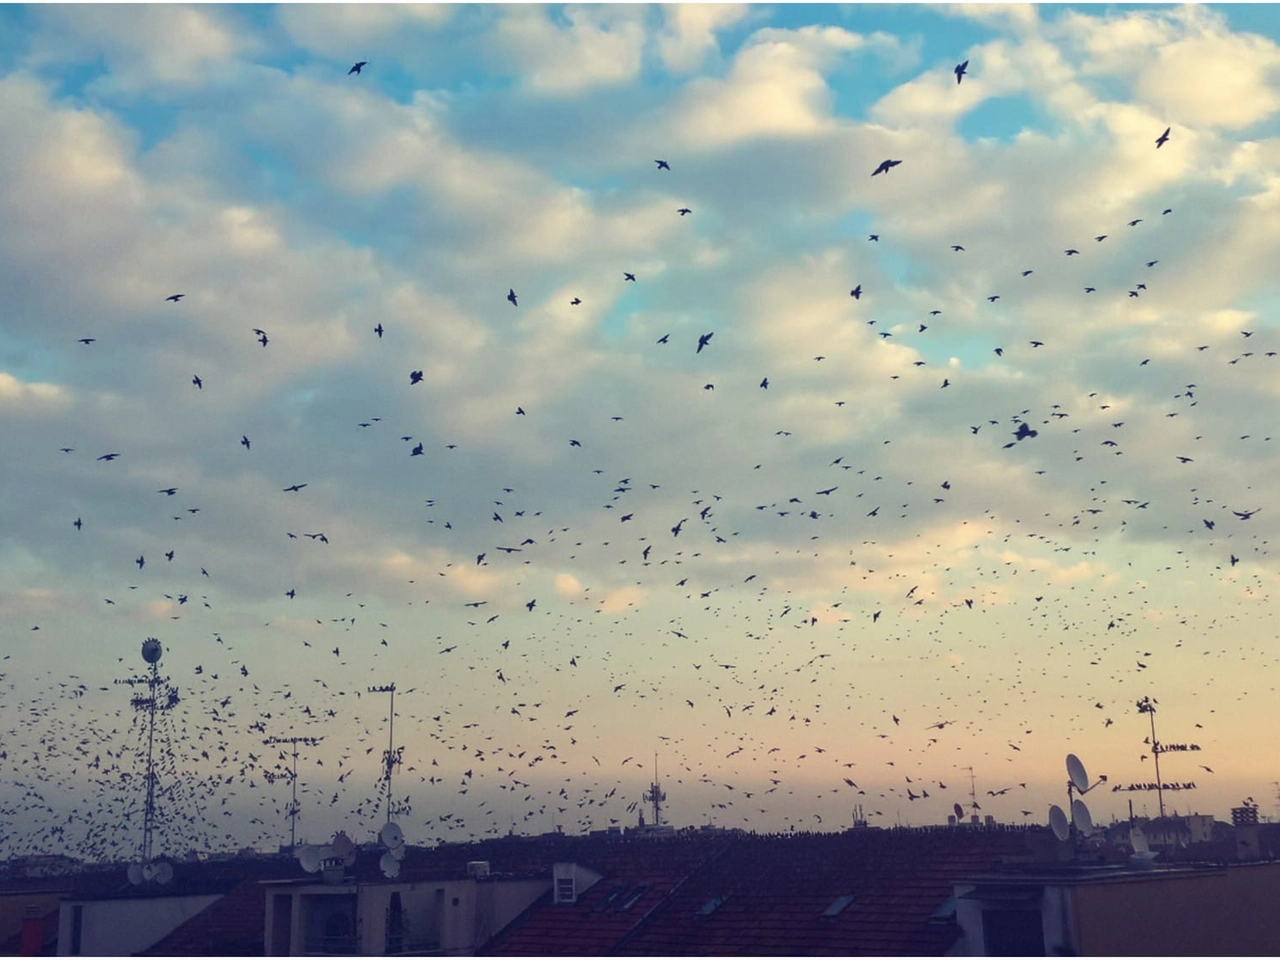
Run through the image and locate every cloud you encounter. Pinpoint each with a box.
[490,5,647,95]
[655,4,750,74]
[668,25,903,148]
[0,372,70,413]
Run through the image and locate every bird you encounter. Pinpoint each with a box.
[872,159,902,176]
[624,272,636,282]
[165,294,184,302]
[374,323,384,338]
[507,289,518,306]
[73,518,82,530]
[77,337,95,344]
[241,436,251,450]
[656,334,669,344]
[191,375,203,389]
[697,332,714,353]
[570,298,581,305]
[283,483,308,493]
[96,453,120,461]
[410,370,424,385]
[348,61,367,75]
[1155,126,1170,148]
[951,245,965,252]
[677,208,691,216]
[655,159,670,170]
[850,284,862,300]
[954,59,968,84]
[760,378,769,389]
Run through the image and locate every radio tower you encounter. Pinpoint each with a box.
[369,684,401,822]
[643,754,666,827]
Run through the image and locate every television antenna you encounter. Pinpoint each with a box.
[369,683,403,823]
[642,753,666,827]
[263,735,324,850]
[117,638,179,885]
[961,765,979,816]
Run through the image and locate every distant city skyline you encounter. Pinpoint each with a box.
[3,3,1280,860]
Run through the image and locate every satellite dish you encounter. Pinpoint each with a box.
[127,863,144,885]
[1049,805,1070,842]
[141,638,163,664]
[380,820,405,849]
[380,852,401,879]
[1066,753,1089,793]
[1071,799,1095,836]
[1131,822,1150,854]
[953,803,964,820]
[154,861,174,885]
[331,831,355,859]
[297,845,322,874]
[390,842,406,862]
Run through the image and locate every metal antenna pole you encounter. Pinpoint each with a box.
[264,735,323,851]
[369,684,398,823]
[1138,697,1164,818]
[143,659,158,865]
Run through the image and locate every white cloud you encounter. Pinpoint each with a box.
[277,4,453,61]
[491,5,647,95]
[0,372,70,413]
[655,4,750,74]
[669,26,902,148]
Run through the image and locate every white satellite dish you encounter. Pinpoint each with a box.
[1049,805,1070,842]
[1066,754,1089,793]
[380,852,401,879]
[297,845,322,874]
[1131,822,1150,854]
[127,863,144,885]
[380,820,405,849]
[331,831,355,859]
[953,803,964,820]
[1071,799,1095,836]
[390,842,406,862]
[154,861,174,885]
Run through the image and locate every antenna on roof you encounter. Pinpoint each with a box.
[643,752,666,827]
[263,735,324,852]
[1059,752,1106,849]
[369,683,403,824]
[118,638,179,885]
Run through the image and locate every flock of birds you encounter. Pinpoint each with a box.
[4,52,1277,863]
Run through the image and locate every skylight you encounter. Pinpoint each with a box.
[697,895,728,917]
[618,882,651,911]
[821,894,855,918]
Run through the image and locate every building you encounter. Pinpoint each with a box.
[953,859,1280,955]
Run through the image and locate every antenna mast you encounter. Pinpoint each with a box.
[369,684,401,823]
[963,766,978,815]
[264,735,323,850]
[643,753,666,827]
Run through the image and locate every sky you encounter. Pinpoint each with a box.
[4,1,1280,862]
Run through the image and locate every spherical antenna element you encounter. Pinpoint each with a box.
[1066,753,1089,793]
[1049,805,1070,842]
[141,638,163,664]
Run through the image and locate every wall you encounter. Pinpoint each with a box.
[1070,862,1280,956]
[57,893,221,956]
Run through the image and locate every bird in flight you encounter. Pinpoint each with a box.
[77,337,95,344]
[283,483,308,493]
[349,61,367,75]
[191,375,202,389]
[677,208,691,216]
[1155,126,1170,148]
[697,332,714,353]
[624,272,636,282]
[165,294,184,302]
[410,370,424,385]
[872,159,902,176]
[374,323,384,338]
[241,435,251,450]
[954,59,968,84]
[850,284,862,300]
[656,334,669,344]
[655,159,670,170]
[97,453,120,461]
[570,297,581,305]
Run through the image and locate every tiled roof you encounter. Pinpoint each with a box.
[485,827,1032,956]
[620,828,1033,956]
